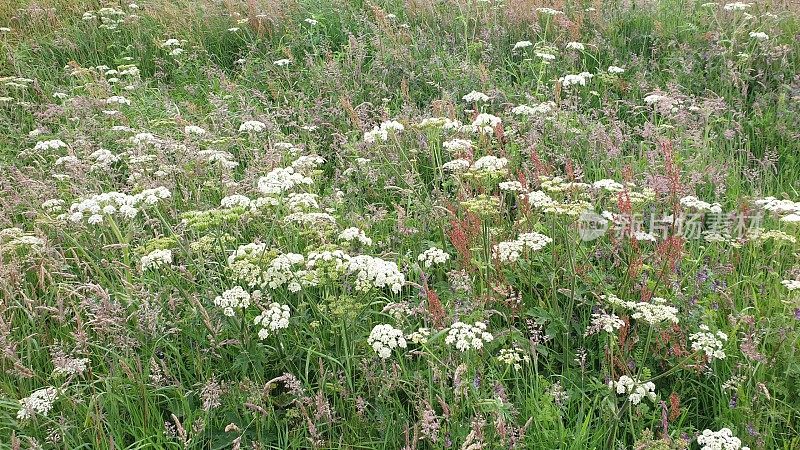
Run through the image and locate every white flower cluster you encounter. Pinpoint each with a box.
[415,117,463,130]
[184,125,206,135]
[198,149,238,169]
[290,154,325,173]
[609,375,656,405]
[690,324,728,360]
[723,2,751,11]
[559,72,593,88]
[52,356,89,377]
[417,247,450,268]
[697,428,750,450]
[781,279,800,291]
[443,158,471,173]
[511,102,556,116]
[749,31,768,41]
[608,65,625,74]
[493,232,552,263]
[17,387,58,420]
[407,327,430,344]
[499,181,524,192]
[141,249,173,271]
[445,321,494,351]
[238,120,267,132]
[338,227,373,246]
[586,312,625,335]
[368,324,407,358]
[257,167,314,194]
[470,113,502,134]
[65,187,171,224]
[34,139,68,151]
[565,41,585,50]
[462,90,490,102]
[754,197,800,218]
[254,302,290,339]
[442,139,473,152]
[348,255,405,293]
[680,196,722,213]
[364,120,404,143]
[213,286,255,316]
[497,347,530,370]
[524,190,556,208]
[593,179,624,192]
[512,40,532,50]
[286,193,319,212]
[0,227,45,253]
[471,155,508,172]
[603,294,680,325]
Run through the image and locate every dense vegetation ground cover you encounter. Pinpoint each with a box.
[1,0,800,448]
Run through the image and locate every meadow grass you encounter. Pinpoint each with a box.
[1,0,799,449]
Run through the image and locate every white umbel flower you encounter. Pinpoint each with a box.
[214,286,255,316]
[608,375,656,405]
[417,247,450,268]
[690,324,728,360]
[462,90,490,102]
[141,249,172,271]
[238,120,267,132]
[368,324,407,358]
[254,303,290,339]
[445,321,494,351]
[17,387,58,420]
[697,428,749,450]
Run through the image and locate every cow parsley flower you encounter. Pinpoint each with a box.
[214,286,255,316]
[781,279,800,291]
[338,227,373,246]
[407,327,430,344]
[603,294,680,325]
[445,321,494,351]
[497,347,530,370]
[184,125,206,135]
[257,167,313,194]
[106,95,130,105]
[418,247,450,268]
[471,155,508,172]
[17,387,58,420]
[690,324,728,360]
[609,375,656,404]
[723,2,751,11]
[565,41,585,50]
[368,324,407,358]
[463,90,490,102]
[239,120,267,133]
[254,302,290,339]
[513,40,532,50]
[34,139,68,151]
[512,102,556,116]
[141,249,173,271]
[443,158,471,173]
[608,65,625,74]
[273,58,291,66]
[442,139,473,152]
[680,196,722,213]
[559,72,593,88]
[493,232,552,263]
[471,113,502,134]
[697,428,749,450]
[749,31,768,41]
[586,312,625,336]
[363,120,405,143]
[348,255,405,293]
